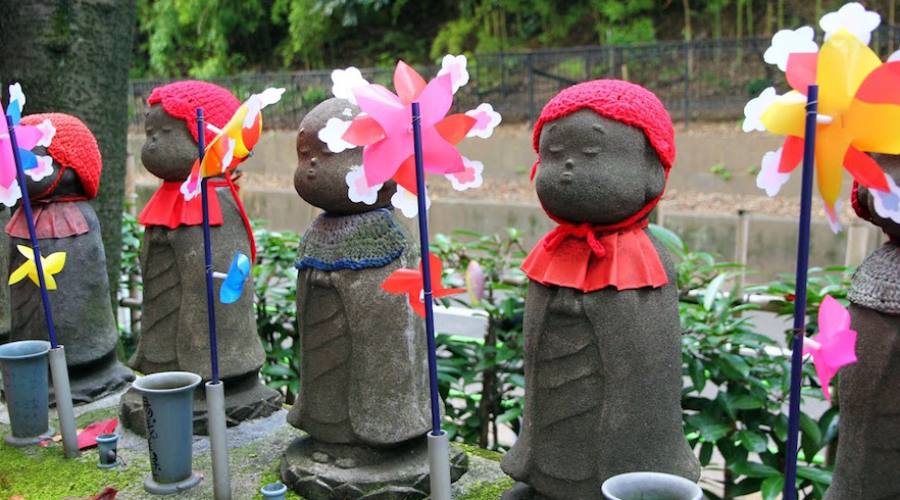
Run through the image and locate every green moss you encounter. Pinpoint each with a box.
[460,477,515,500]
[457,443,504,463]
[255,462,303,500]
[75,406,120,429]
[0,426,143,498]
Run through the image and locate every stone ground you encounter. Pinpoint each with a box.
[0,387,509,500]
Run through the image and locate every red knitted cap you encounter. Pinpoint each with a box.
[147,80,241,145]
[21,113,102,200]
[532,79,675,177]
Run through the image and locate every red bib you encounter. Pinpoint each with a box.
[138,177,256,260]
[5,202,90,239]
[522,219,668,292]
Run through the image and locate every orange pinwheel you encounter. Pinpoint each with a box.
[381,253,464,317]
[181,88,285,199]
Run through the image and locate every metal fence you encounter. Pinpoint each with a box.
[129,27,900,130]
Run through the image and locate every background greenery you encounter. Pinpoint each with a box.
[116,219,849,498]
[133,0,899,78]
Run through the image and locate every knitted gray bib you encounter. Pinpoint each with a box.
[296,208,408,271]
[849,243,900,315]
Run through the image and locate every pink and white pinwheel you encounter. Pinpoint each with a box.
[0,83,56,207]
[327,56,501,211]
[802,295,858,401]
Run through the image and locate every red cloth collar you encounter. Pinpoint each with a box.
[5,202,90,239]
[522,218,668,292]
[138,177,256,260]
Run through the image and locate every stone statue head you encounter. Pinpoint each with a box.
[19,113,101,201]
[531,80,675,226]
[294,97,396,214]
[140,80,241,182]
[854,153,900,240]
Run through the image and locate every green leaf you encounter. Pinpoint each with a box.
[731,394,765,410]
[797,466,832,485]
[689,358,706,392]
[703,273,728,311]
[800,412,823,459]
[720,353,751,378]
[761,476,784,500]
[730,460,780,478]
[737,429,769,453]
[686,414,731,442]
[699,441,714,466]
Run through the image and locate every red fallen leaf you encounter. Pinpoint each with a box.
[63,486,118,500]
[91,487,118,500]
[77,418,118,450]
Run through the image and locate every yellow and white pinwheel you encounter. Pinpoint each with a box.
[744,2,900,231]
[8,244,66,290]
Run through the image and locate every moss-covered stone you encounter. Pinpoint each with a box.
[457,443,504,463]
[460,477,515,500]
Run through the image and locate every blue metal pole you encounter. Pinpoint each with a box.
[196,109,220,385]
[5,114,58,348]
[783,85,818,500]
[411,102,441,435]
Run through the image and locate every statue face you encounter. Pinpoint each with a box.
[25,148,85,200]
[140,104,198,181]
[859,153,900,239]
[294,98,395,214]
[535,110,665,225]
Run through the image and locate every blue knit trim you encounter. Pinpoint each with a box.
[295,248,404,271]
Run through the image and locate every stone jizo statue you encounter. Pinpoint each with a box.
[502,80,700,499]
[7,112,134,404]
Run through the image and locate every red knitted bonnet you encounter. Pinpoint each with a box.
[20,113,102,200]
[530,80,675,229]
[531,79,675,177]
[147,80,241,146]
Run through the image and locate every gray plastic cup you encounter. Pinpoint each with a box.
[260,481,287,499]
[96,433,119,469]
[0,340,53,446]
[131,371,203,495]
[601,471,703,500]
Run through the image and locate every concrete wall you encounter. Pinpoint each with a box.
[128,124,878,282]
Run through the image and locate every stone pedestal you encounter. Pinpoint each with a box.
[280,435,468,500]
[119,373,282,436]
[54,351,134,405]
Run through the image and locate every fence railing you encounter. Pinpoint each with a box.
[129,27,900,130]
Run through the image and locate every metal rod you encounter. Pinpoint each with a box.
[411,102,441,435]
[49,346,79,457]
[783,84,818,500]
[196,109,220,385]
[206,381,231,500]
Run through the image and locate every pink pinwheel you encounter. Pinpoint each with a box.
[803,295,858,401]
[341,61,476,195]
[0,83,55,207]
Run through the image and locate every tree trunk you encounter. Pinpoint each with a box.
[0,0,137,312]
[890,0,896,54]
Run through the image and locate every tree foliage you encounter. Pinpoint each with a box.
[133,0,899,77]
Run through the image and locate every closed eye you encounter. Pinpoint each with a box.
[582,147,600,156]
[548,145,564,156]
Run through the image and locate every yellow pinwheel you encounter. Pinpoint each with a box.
[746,25,900,230]
[8,244,66,290]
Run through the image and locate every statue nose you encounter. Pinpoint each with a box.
[565,159,575,170]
